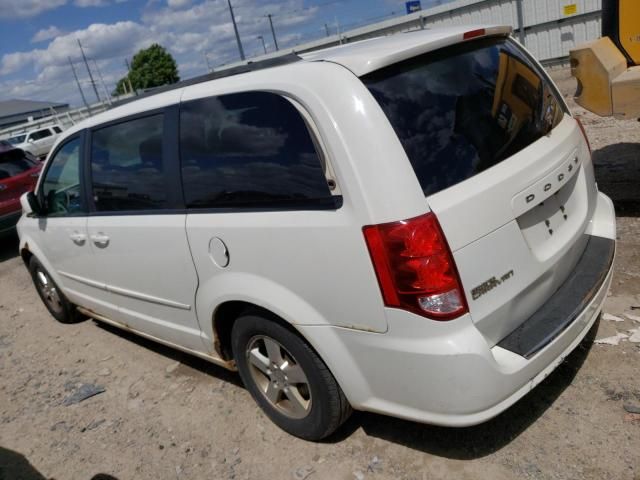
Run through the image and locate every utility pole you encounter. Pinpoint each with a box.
[257,35,267,55]
[68,57,91,113]
[266,13,279,51]
[324,23,330,37]
[77,39,101,103]
[515,0,525,43]
[92,59,113,106]
[125,59,137,96]
[227,0,245,61]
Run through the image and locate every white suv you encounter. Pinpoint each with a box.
[7,124,64,159]
[17,26,616,440]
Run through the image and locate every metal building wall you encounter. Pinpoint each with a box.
[520,0,602,62]
[288,0,602,65]
[405,0,602,63]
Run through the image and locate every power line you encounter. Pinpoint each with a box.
[77,39,101,103]
[92,59,112,105]
[68,57,91,113]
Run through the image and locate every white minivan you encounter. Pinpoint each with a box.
[17,26,616,440]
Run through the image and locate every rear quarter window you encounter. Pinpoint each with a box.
[179,91,334,209]
[363,37,566,197]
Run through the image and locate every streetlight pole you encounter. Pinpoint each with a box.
[266,13,279,51]
[227,0,245,61]
[257,35,267,55]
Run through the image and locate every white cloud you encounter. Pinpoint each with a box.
[0,0,67,18]
[0,1,322,105]
[167,0,191,8]
[1,21,149,76]
[0,51,42,76]
[74,0,110,6]
[31,26,65,43]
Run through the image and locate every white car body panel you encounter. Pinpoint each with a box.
[300,25,512,76]
[85,214,204,351]
[17,27,616,428]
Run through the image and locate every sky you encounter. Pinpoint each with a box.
[0,0,443,108]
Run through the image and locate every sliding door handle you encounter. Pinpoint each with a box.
[69,232,86,246]
[90,233,110,248]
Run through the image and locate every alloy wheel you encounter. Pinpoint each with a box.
[245,335,312,419]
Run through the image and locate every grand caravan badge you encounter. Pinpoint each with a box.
[471,270,515,300]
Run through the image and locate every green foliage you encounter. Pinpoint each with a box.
[113,44,179,96]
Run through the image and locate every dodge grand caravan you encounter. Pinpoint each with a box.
[17,26,616,440]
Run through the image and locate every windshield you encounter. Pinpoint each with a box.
[363,37,566,197]
[0,149,38,179]
[7,135,26,145]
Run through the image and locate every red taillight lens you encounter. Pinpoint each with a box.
[363,213,468,320]
[575,117,591,154]
[463,28,486,40]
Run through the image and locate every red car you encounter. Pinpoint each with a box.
[0,141,42,237]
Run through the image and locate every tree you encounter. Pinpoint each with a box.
[113,44,179,96]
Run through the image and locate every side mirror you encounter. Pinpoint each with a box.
[21,191,44,216]
[27,138,35,143]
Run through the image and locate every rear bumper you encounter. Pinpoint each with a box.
[497,234,614,358]
[298,192,616,426]
[0,210,21,235]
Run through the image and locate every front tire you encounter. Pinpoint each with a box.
[231,312,351,440]
[29,256,80,324]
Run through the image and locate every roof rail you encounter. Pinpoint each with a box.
[114,53,302,107]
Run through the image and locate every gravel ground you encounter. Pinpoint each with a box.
[1,69,639,480]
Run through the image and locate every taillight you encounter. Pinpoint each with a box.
[363,212,468,320]
[575,117,591,154]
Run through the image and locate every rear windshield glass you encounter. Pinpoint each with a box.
[0,149,37,179]
[363,37,566,197]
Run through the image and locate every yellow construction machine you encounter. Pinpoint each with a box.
[570,0,640,119]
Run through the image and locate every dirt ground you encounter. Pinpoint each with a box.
[1,69,639,480]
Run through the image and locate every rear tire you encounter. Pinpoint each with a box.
[29,256,80,324]
[231,311,351,440]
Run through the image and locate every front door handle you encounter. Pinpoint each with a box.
[69,232,86,246]
[90,233,110,248]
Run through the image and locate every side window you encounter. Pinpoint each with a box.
[180,91,333,209]
[31,129,52,141]
[41,137,84,216]
[90,114,167,212]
